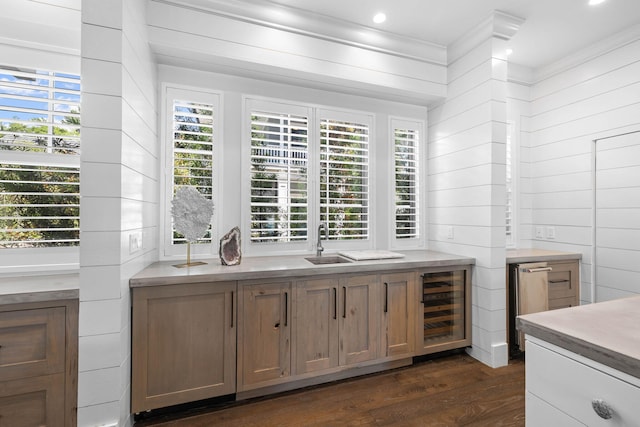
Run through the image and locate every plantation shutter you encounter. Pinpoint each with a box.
[171,99,215,245]
[250,111,309,243]
[319,118,369,240]
[394,126,419,239]
[506,123,514,246]
[0,66,80,248]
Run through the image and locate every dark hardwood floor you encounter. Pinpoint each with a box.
[137,353,525,426]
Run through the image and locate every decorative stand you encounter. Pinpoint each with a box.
[173,242,208,268]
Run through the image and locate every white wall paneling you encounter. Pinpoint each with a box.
[528,26,640,303]
[147,0,446,105]
[428,11,519,367]
[79,0,158,425]
[594,131,640,301]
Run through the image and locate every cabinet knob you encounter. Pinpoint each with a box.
[592,399,614,420]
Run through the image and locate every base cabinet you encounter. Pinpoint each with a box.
[0,300,78,427]
[237,281,292,388]
[131,282,236,413]
[131,263,472,411]
[381,272,415,358]
[526,337,640,426]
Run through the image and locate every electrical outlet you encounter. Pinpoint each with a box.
[535,227,544,239]
[546,226,556,239]
[129,231,143,254]
[447,226,454,239]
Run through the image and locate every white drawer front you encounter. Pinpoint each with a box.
[526,340,640,427]
[526,392,584,427]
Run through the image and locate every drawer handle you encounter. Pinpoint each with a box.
[592,399,614,420]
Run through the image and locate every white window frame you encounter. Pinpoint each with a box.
[0,66,80,275]
[389,117,426,250]
[242,97,375,256]
[160,84,222,260]
[317,108,374,252]
[506,120,517,248]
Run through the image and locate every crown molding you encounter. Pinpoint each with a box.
[533,22,640,83]
[448,10,524,65]
[151,0,447,65]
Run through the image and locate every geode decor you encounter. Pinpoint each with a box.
[219,226,242,266]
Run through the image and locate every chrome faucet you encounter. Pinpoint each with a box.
[316,223,328,256]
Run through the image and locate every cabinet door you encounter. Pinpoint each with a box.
[131,282,236,413]
[339,274,379,366]
[240,281,291,386]
[547,261,579,310]
[295,277,339,374]
[381,272,415,357]
[0,373,65,427]
[0,307,65,382]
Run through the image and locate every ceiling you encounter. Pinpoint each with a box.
[261,0,640,70]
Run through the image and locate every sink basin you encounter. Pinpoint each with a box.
[305,255,353,265]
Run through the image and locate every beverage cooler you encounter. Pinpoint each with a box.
[420,269,468,347]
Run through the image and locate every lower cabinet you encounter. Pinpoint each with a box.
[131,264,472,411]
[526,337,640,426]
[294,274,380,377]
[381,272,415,358]
[0,300,78,427]
[131,282,236,413]
[237,280,292,387]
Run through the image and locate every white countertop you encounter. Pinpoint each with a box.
[0,273,79,304]
[517,295,640,379]
[507,248,582,263]
[130,250,475,287]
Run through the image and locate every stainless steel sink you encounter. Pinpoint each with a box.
[305,255,353,265]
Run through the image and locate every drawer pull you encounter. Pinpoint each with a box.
[592,399,614,420]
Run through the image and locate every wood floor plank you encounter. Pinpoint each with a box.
[137,354,525,426]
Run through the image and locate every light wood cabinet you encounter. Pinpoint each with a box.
[295,277,339,374]
[339,274,379,365]
[381,272,415,358]
[547,260,579,310]
[131,282,236,413]
[237,280,292,388]
[0,299,78,427]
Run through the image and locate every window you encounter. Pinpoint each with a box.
[392,121,420,240]
[161,86,220,258]
[0,66,80,252]
[320,117,369,240]
[506,121,515,247]
[245,100,372,253]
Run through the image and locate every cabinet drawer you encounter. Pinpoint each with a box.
[0,373,65,427]
[548,296,577,310]
[0,308,65,382]
[526,340,640,426]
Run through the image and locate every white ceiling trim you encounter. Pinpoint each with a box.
[151,0,447,65]
[448,10,524,66]
[534,22,640,84]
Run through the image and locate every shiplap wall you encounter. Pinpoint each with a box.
[528,27,640,303]
[595,132,640,301]
[428,33,509,367]
[79,1,158,425]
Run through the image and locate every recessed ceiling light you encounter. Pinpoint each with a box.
[589,0,606,5]
[373,12,386,24]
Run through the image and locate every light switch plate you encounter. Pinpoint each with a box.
[447,226,454,239]
[535,227,544,239]
[129,231,143,254]
[546,226,556,239]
